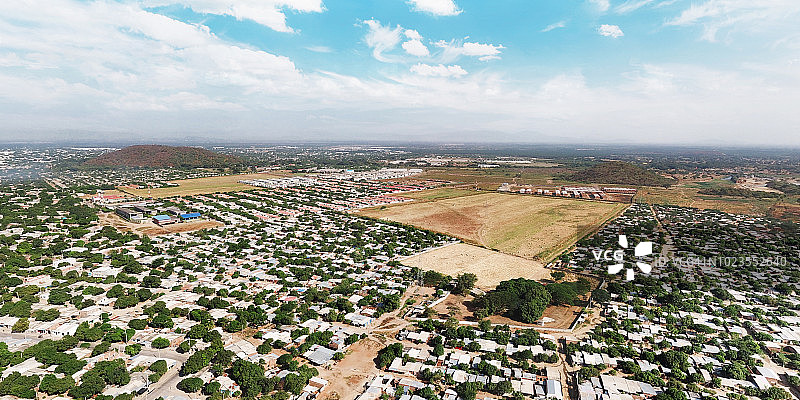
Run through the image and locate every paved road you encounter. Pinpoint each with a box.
[0,332,48,345]
[135,348,191,400]
[138,362,192,400]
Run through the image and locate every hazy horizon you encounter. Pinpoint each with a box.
[2,1,800,145]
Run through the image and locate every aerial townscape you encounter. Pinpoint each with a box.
[3,0,800,399]
[0,144,797,400]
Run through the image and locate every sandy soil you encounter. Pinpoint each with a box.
[400,243,552,289]
[99,212,223,237]
[317,336,385,400]
[360,192,625,262]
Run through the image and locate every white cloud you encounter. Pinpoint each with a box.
[435,40,504,62]
[2,0,800,145]
[588,0,610,12]
[614,0,656,14]
[305,45,333,53]
[402,40,430,57]
[362,23,501,62]
[407,0,462,16]
[363,19,404,62]
[598,24,625,38]
[139,0,324,33]
[541,21,567,32]
[410,63,467,77]
[666,0,800,42]
[404,29,423,41]
[402,29,429,56]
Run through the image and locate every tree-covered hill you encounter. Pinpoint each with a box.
[81,145,244,169]
[568,161,675,187]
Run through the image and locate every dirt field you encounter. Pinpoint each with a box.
[395,188,479,201]
[99,212,223,237]
[417,167,568,190]
[317,336,388,400]
[117,172,287,198]
[361,193,627,262]
[401,243,553,289]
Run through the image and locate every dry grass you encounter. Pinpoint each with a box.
[396,188,480,201]
[117,172,287,198]
[769,203,800,223]
[417,167,568,190]
[636,184,779,216]
[401,243,552,289]
[361,193,626,262]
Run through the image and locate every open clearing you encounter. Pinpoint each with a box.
[361,192,627,262]
[99,212,223,237]
[636,184,780,216]
[403,243,559,289]
[416,167,568,190]
[117,172,287,198]
[430,291,588,330]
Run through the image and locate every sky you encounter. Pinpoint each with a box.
[1,0,800,145]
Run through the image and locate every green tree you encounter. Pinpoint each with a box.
[151,338,170,349]
[452,273,477,295]
[12,318,28,333]
[177,377,203,393]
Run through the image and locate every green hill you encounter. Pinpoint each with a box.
[568,161,675,187]
[82,145,243,169]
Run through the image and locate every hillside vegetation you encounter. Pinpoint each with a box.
[569,161,675,187]
[698,186,781,198]
[81,145,243,169]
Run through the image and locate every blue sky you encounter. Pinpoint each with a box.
[1,0,799,145]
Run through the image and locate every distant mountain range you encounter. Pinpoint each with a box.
[82,145,243,169]
[569,161,675,187]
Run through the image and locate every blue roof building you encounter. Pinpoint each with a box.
[180,212,201,220]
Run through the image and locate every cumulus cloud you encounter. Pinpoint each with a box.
[140,0,324,33]
[362,23,501,62]
[598,24,624,38]
[402,30,429,56]
[541,21,567,32]
[410,63,467,77]
[363,19,404,62]
[407,0,462,16]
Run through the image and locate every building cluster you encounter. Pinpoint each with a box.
[555,202,800,400]
[316,168,423,181]
[112,201,203,225]
[355,323,565,400]
[497,184,636,201]
[0,176,452,400]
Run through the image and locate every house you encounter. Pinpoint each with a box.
[180,212,201,221]
[303,344,337,365]
[153,214,177,225]
[115,207,144,222]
